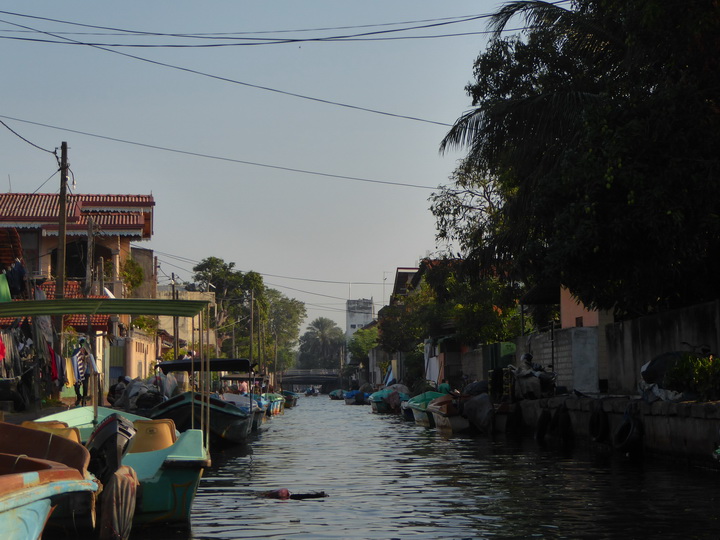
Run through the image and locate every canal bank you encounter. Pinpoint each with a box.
[510,394,720,466]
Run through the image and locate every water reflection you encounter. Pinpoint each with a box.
[132,396,720,540]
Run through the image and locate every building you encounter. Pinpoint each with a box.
[0,192,158,397]
[345,298,374,341]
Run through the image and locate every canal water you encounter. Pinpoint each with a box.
[149,395,719,540]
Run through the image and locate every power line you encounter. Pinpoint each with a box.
[0,17,452,127]
[0,114,440,190]
[150,249,385,287]
[0,10,492,40]
[0,118,57,156]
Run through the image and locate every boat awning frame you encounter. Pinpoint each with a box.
[0,298,210,318]
[158,357,253,374]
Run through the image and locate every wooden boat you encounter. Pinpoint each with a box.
[221,392,267,433]
[281,390,300,408]
[0,422,99,540]
[407,391,446,428]
[426,394,474,435]
[262,393,286,416]
[36,406,209,526]
[154,358,255,446]
[148,391,251,446]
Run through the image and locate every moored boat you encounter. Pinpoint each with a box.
[407,391,446,428]
[0,422,100,540]
[36,406,209,526]
[369,384,410,414]
[149,392,252,446]
[281,390,300,408]
[263,393,286,416]
[153,358,256,446]
[328,389,345,400]
[426,394,474,435]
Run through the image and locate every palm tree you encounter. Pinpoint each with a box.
[298,317,345,369]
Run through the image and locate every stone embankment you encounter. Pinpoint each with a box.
[512,395,720,466]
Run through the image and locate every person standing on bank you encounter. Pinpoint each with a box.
[71,337,98,406]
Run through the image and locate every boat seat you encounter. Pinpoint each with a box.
[128,418,178,453]
[20,421,81,444]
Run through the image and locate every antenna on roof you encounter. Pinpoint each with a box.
[7,174,11,192]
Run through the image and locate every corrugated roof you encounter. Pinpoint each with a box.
[0,298,209,318]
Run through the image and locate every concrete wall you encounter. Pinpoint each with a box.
[513,327,600,394]
[606,300,720,394]
[516,395,720,466]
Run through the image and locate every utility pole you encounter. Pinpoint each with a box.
[172,273,179,361]
[85,217,95,296]
[56,141,68,302]
[49,142,68,407]
[249,290,254,367]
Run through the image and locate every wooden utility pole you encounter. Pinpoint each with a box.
[172,273,179,361]
[249,290,254,366]
[56,142,68,302]
[48,142,68,406]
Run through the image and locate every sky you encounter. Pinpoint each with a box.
[0,1,506,332]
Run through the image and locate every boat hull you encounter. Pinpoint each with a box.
[149,392,251,446]
[410,405,435,428]
[37,407,209,526]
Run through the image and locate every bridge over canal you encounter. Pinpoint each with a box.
[279,369,341,390]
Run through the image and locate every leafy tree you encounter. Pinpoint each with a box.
[378,259,524,352]
[265,288,306,372]
[439,0,720,318]
[347,326,379,367]
[120,257,144,294]
[297,317,345,369]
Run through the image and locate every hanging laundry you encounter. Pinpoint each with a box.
[0,273,11,302]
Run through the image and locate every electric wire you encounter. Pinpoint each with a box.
[0,114,439,190]
[0,17,452,127]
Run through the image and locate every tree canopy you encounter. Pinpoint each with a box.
[297,317,345,369]
[192,257,305,369]
[437,0,720,319]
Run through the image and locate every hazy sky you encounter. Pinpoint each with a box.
[0,1,505,332]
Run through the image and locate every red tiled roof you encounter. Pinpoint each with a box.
[0,193,154,239]
[0,280,111,329]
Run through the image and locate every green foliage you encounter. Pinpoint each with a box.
[378,258,523,352]
[438,0,720,318]
[298,317,345,369]
[131,315,158,335]
[120,257,144,293]
[665,354,720,401]
[347,327,379,365]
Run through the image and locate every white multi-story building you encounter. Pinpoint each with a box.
[345,298,374,341]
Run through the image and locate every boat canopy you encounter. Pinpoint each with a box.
[158,357,253,374]
[0,298,209,318]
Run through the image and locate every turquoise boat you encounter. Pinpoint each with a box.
[0,422,99,540]
[369,386,410,414]
[329,389,345,400]
[407,391,446,428]
[38,406,209,527]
